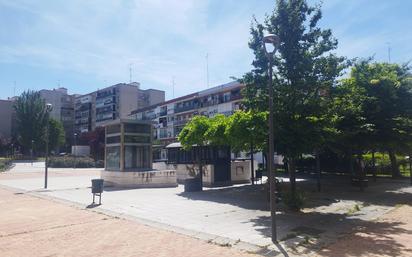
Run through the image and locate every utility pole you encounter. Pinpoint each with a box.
[172,76,175,98]
[206,53,209,88]
[386,42,391,63]
[129,63,133,83]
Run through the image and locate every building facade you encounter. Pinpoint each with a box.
[39,88,75,145]
[74,93,95,133]
[75,82,165,133]
[129,81,244,147]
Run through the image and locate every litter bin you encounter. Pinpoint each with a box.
[91,179,104,204]
[184,178,202,192]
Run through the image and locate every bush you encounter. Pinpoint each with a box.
[0,158,12,171]
[282,191,306,211]
[48,156,104,168]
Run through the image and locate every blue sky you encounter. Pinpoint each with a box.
[0,0,411,100]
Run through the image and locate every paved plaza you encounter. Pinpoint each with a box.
[1,162,412,256]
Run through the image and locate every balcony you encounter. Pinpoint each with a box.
[173,120,189,126]
[174,104,197,114]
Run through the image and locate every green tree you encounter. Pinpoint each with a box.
[226,111,267,183]
[178,115,212,189]
[339,61,412,177]
[242,0,347,202]
[47,118,66,153]
[13,90,47,154]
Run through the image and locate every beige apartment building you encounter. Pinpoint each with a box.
[39,87,76,145]
[75,82,165,133]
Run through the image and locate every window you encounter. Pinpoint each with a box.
[124,123,151,134]
[106,124,121,134]
[106,146,120,170]
[107,136,121,144]
[124,146,151,170]
[124,135,151,144]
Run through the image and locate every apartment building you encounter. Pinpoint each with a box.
[39,87,75,144]
[74,93,95,133]
[75,82,165,133]
[129,81,244,146]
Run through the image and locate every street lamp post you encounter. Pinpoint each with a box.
[31,140,35,166]
[263,33,280,243]
[73,133,78,169]
[44,103,53,189]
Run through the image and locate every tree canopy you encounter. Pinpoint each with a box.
[13,90,48,154]
[13,90,66,155]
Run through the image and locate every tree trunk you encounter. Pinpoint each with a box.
[316,150,321,192]
[349,150,354,179]
[288,158,296,200]
[372,151,376,182]
[409,153,412,185]
[197,147,203,191]
[357,154,364,192]
[250,144,255,185]
[388,149,401,178]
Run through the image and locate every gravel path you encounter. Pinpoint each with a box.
[312,204,412,257]
[0,188,258,257]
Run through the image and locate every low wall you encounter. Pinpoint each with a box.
[231,160,252,184]
[153,162,214,185]
[101,170,178,188]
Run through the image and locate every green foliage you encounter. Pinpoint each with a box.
[242,0,347,159]
[205,114,230,146]
[13,90,47,154]
[336,61,412,153]
[178,115,212,150]
[0,158,12,172]
[334,61,412,177]
[48,118,66,152]
[282,190,306,211]
[48,156,104,168]
[226,111,267,153]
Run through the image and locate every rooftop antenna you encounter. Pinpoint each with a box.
[129,63,133,83]
[172,76,175,99]
[386,42,391,63]
[206,53,209,88]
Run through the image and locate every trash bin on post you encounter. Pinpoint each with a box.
[91,179,104,205]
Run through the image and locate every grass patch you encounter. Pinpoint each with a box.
[346,203,362,216]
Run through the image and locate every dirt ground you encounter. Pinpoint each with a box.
[312,204,412,257]
[0,188,258,257]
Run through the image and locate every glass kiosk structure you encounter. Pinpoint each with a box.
[105,119,153,172]
[102,119,177,188]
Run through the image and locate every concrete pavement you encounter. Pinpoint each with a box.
[1,162,412,256]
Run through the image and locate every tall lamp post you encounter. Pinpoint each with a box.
[73,133,78,169]
[44,103,53,189]
[31,140,35,166]
[263,33,280,243]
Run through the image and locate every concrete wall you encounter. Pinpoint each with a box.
[0,100,13,139]
[153,161,252,186]
[119,85,138,119]
[39,89,64,121]
[231,161,252,184]
[71,145,90,156]
[101,170,177,188]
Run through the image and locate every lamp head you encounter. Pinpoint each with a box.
[45,103,53,112]
[263,34,280,55]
